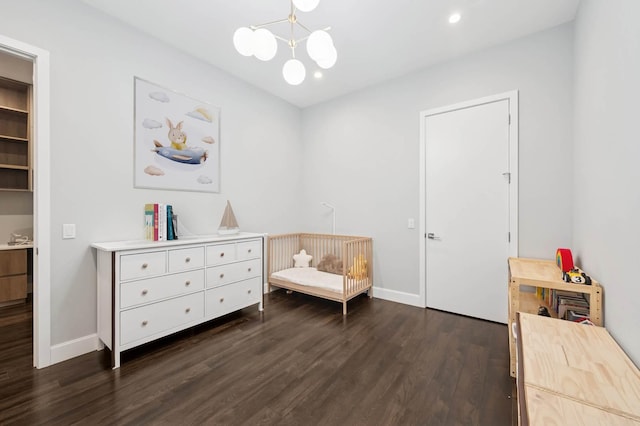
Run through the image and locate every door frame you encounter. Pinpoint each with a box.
[0,34,51,368]
[418,91,519,308]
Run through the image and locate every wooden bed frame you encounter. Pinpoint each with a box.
[268,233,373,315]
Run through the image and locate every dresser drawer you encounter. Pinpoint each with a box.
[120,251,166,281]
[120,270,205,309]
[206,258,261,288]
[0,249,27,276]
[206,243,236,266]
[205,277,261,317]
[0,275,27,302]
[169,246,204,272]
[236,239,262,261]
[120,292,204,346]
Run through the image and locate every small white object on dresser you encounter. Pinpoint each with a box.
[91,232,265,369]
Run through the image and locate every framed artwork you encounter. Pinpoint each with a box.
[134,77,220,192]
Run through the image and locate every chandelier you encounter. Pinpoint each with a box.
[233,0,337,85]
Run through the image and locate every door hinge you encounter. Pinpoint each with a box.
[502,172,511,183]
[508,114,511,125]
[508,232,511,243]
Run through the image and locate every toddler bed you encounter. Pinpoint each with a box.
[268,233,373,315]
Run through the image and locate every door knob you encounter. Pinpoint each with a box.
[427,233,441,240]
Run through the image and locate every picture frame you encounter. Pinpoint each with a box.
[134,77,220,192]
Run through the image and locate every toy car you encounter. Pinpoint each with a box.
[562,268,592,285]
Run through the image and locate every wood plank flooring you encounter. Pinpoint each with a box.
[0,291,514,425]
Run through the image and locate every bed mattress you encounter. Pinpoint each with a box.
[270,267,344,293]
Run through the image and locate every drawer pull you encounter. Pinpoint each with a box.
[220,273,224,279]
[141,289,148,296]
[185,280,191,286]
[220,298,224,303]
[220,252,225,258]
[142,263,148,269]
[247,289,252,294]
[185,307,191,313]
[248,249,252,253]
[142,320,148,327]
[248,268,252,272]
[185,257,191,263]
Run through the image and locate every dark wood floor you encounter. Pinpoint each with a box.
[0,291,515,425]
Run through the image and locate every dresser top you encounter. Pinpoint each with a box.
[0,243,33,251]
[91,232,265,252]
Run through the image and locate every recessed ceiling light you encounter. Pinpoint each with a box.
[313,71,323,79]
[449,13,461,24]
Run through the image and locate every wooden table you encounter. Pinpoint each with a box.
[508,257,603,377]
[516,312,640,425]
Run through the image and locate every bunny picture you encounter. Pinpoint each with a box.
[166,118,187,150]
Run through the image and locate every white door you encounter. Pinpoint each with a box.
[424,98,512,323]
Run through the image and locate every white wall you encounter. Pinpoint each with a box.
[573,0,640,365]
[0,0,303,348]
[301,24,574,297]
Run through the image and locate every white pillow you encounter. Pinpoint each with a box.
[293,249,312,268]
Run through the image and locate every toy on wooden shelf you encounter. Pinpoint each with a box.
[555,248,574,272]
[562,268,592,285]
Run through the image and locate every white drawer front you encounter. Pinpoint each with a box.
[236,239,262,261]
[238,258,262,280]
[120,270,205,309]
[169,246,204,272]
[205,277,261,317]
[206,258,261,288]
[120,251,166,281]
[206,263,239,288]
[206,243,236,266]
[120,292,204,346]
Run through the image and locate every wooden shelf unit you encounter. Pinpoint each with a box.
[508,257,603,378]
[0,248,28,306]
[0,77,31,191]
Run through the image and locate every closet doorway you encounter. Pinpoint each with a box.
[0,34,51,368]
[419,92,518,324]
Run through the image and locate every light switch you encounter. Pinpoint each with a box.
[63,224,76,239]
[408,218,415,229]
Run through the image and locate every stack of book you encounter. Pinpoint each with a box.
[538,288,591,322]
[144,204,177,241]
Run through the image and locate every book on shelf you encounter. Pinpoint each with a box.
[144,204,154,241]
[144,203,176,241]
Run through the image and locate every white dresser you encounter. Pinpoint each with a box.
[92,233,264,368]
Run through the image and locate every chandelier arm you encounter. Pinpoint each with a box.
[251,18,289,30]
[296,21,313,34]
[273,34,290,44]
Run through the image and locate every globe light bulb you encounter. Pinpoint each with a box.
[282,59,306,85]
[233,27,254,57]
[253,28,277,61]
[316,45,337,69]
[306,30,334,62]
[292,0,320,12]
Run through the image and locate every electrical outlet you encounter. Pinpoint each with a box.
[408,218,415,229]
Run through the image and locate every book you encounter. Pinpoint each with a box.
[144,204,155,240]
[153,203,159,241]
[158,203,166,241]
[166,205,174,240]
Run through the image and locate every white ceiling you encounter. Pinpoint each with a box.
[81,0,580,108]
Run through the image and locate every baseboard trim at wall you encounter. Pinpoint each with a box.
[372,286,424,308]
[50,334,101,365]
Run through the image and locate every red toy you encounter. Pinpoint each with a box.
[556,248,574,272]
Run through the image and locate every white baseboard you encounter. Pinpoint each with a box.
[50,333,101,365]
[372,286,425,308]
